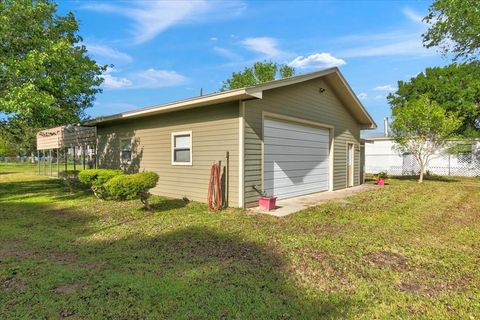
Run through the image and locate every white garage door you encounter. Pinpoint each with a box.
[263,118,330,199]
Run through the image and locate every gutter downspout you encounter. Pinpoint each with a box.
[238,101,245,208]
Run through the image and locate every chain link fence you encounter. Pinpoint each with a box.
[0,156,37,163]
[366,152,480,177]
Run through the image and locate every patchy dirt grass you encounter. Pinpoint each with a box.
[0,164,479,319]
[366,250,408,271]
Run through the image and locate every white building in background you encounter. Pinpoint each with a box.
[362,117,480,177]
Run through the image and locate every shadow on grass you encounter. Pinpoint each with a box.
[69,227,354,318]
[0,178,93,202]
[0,173,355,318]
[0,205,355,318]
[149,198,188,211]
[391,175,459,183]
[84,199,188,236]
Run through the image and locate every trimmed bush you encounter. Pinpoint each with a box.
[78,169,123,198]
[103,172,159,210]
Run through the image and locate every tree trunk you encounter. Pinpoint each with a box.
[418,163,425,183]
[142,198,151,211]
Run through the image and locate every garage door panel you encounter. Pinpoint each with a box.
[264,144,329,155]
[265,153,329,162]
[263,118,330,199]
[264,120,330,136]
[264,174,328,188]
[264,161,328,173]
[264,136,328,148]
[264,127,329,142]
[264,167,328,180]
[265,181,329,198]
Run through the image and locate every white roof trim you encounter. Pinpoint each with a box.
[86,67,376,128]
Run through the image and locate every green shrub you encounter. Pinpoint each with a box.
[103,172,159,210]
[78,169,123,198]
[78,169,122,186]
[373,171,388,180]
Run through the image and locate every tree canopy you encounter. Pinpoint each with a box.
[221,61,295,91]
[390,95,463,182]
[387,63,480,137]
[0,0,106,153]
[423,0,480,61]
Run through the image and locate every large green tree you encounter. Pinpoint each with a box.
[221,61,295,91]
[423,0,480,61]
[390,95,463,183]
[0,137,18,157]
[387,63,480,137]
[0,0,106,153]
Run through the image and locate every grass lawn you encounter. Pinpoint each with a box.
[0,164,479,319]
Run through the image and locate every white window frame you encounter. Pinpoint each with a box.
[171,131,192,166]
[120,137,133,164]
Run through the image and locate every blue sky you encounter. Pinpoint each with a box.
[59,0,450,132]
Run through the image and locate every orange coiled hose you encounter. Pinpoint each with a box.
[208,162,222,211]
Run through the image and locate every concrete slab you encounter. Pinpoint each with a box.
[250,184,378,217]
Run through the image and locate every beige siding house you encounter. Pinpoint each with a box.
[88,68,376,208]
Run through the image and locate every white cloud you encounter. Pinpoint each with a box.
[133,69,187,89]
[210,37,218,41]
[337,8,432,60]
[85,43,133,63]
[289,53,346,69]
[101,67,187,90]
[374,84,396,92]
[339,37,430,58]
[213,47,242,61]
[339,7,426,62]
[358,92,368,100]
[241,37,284,58]
[103,74,133,89]
[402,7,424,24]
[101,68,132,89]
[374,95,386,100]
[83,1,246,44]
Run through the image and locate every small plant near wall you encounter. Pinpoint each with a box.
[253,185,277,211]
[373,171,388,186]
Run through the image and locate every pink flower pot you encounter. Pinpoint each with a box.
[259,196,277,211]
[376,178,385,186]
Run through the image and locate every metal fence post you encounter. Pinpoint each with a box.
[82,145,86,170]
[73,146,76,171]
[49,149,52,176]
[94,144,98,169]
[64,147,68,173]
[448,154,451,176]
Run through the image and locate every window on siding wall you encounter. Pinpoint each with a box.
[120,138,132,163]
[172,131,192,165]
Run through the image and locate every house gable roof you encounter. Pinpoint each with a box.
[86,67,376,129]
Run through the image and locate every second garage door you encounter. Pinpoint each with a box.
[263,118,330,199]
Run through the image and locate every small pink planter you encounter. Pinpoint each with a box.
[376,178,385,186]
[259,196,277,211]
